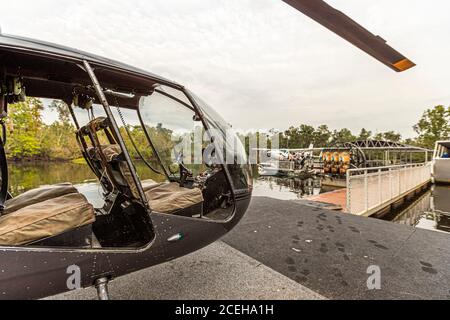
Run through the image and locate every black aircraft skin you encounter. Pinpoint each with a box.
[0,203,251,300]
[0,0,414,300]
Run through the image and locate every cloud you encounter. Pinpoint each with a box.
[1,0,449,138]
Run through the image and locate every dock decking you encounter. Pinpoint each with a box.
[307,189,348,212]
[224,197,450,300]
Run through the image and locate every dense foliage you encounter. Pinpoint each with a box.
[414,105,450,149]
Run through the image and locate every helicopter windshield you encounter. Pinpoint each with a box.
[187,90,252,193]
[138,88,206,178]
[138,87,252,193]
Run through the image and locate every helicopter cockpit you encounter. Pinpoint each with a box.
[0,41,252,250]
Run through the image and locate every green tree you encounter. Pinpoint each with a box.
[296,125,316,148]
[282,124,320,149]
[282,126,300,149]
[331,128,356,144]
[40,100,80,160]
[414,105,450,149]
[6,98,44,159]
[374,131,402,142]
[50,100,71,123]
[403,138,417,146]
[313,125,332,147]
[358,128,372,141]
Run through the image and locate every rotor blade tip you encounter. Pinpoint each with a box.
[392,58,416,72]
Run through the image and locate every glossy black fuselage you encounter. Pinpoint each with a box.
[0,194,251,300]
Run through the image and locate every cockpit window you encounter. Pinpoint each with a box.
[188,90,252,192]
[139,91,207,178]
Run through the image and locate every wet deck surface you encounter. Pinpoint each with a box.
[223,197,450,300]
[307,189,347,211]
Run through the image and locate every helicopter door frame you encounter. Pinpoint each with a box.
[82,60,151,211]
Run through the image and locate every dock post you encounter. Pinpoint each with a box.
[346,170,351,213]
[378,169,382,205]
[364,169,369,212]
[389,168,393,199]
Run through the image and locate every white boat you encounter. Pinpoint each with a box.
[432,141,450,184]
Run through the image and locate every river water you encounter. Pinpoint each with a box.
[9,161,450,234]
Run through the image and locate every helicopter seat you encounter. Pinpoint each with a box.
[86,144,141,199]
[141,179,158,191]
[144,182,204,216]
[0,191,95,246]
[4,183,79,215]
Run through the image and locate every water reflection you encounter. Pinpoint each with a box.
[252,176,338,201]
[390,185,450,234]
[10,161,338,202]
[9,161,166,197]
[9,162,96,196]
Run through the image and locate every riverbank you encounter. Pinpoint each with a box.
[7,157,84,164]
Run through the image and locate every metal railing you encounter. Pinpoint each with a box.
[346,163,432,216]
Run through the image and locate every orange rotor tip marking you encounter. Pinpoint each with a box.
[393,58,416,72]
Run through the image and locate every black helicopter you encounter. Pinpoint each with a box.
[0,0,415,300]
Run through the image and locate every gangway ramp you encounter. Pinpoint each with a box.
[346,163,432,217]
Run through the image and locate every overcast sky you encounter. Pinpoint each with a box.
[1,0,449,138]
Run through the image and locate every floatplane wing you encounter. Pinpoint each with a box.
[253,148,324,152]
[254,144,323,152]
[282,0,416,72]
[285,148,324,152]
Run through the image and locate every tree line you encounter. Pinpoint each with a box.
[4,98,450,161]
[241,105,449,153]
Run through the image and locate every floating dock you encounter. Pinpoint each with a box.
[307,163,433,217]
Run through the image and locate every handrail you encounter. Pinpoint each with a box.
[347,162,429,174]
[346,162,432,216]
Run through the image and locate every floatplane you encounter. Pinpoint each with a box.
[255,145,324,177]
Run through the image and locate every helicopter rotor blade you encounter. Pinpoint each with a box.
[282,0,416,72]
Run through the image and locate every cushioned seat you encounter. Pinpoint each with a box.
[141,179,158,191]
[86,144,140,199]
[145,183,204,214]
[0,193,95,246]
[5,183,79,215]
